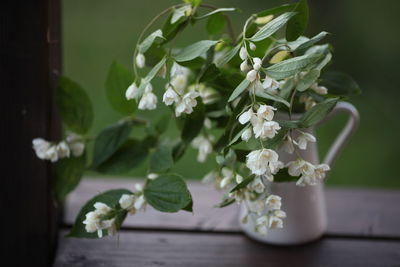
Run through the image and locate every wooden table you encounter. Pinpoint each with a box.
[54,178,400,267]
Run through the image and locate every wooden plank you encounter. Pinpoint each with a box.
[55,229,400,267]
[0,0,61,266]
[64,178,400,238]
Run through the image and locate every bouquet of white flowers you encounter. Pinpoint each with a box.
[32,0,360,239]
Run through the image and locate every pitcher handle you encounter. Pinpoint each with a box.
[317,101,360,166]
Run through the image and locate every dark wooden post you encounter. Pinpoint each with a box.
[0,0,61,266]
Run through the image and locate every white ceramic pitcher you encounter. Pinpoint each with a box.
[240,101,360,245]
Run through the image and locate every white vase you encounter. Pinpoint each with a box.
[240,101,360,245]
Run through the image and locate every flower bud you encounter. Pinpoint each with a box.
[240,60,251,72]
[246,69,258,82]
[253,57,262,71]
[239,46,247,60]
[249,42,256,51]
[125,82,139,100]
[241,127,252,142]
[136,53,145,68]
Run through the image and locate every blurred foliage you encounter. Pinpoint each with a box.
[63,0,400,188]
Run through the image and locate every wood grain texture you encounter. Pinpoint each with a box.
[64,178,400,238]
[54,229,400,267]
[0,1,61,266]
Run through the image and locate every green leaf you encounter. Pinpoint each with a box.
[206,12,226,36]
[215,43,241,67]
[296,69,320,92]
[68,189,132,238]
[250,12,296,42]
[300,98,339,128]
[230,176,254,193]
[265,53,323,80]
[255,91,290,107]
[171,5,191,24]
[215,197,235,208]
[256,3,297,17]
[181,100,205,144]
[144,174,192,212]
[274,168,299,182]
[197,8,236,19]
[162,12,188,44]
[295,31,329,53]
[149,143,174,173]
[184,0,202,6]
[53,154,86,202]
[320,71,361,96]
[228,79,250,102]
[155,114,170,134]
[56,76,93,134]
[137,57,167,98]
[92,120,133,168]
[286,0,309,42]
[138,29,164,54]
[105,62,136,115]
[276,120,301,129]
[228,125,249,147]
[174,40,219,62]
[96,139,149,174]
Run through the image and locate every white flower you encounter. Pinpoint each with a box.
[138,84,157,110]
[235,173,244,183]
[66,134,85,157]
[238,108,253,125]
[266,195,282,210]
[288,159,329,186]
[262,76,280,94]
[219,168,234,189]
[45,145,59,162]
[119,194,135,212]
[171,74,188,94]
[255,215,268,235]
[311,83,328,95]
[136,53,145,68]
[247,199,265,215]
[282,136,295,154]
[299,95,316,111]
[246,69,258,82]
[239,46,247,60]
[163,87,180,106]
[241,127,252,142]
[175,91,200,116]
[134,195,146,210]
[170,62,190,77]
[314,164,330,180]
[273,209,287,219]
[147,173,159,180]
[32,138,51,159]
[83,202,115,237]
[288,159,314,177]
[250,80,265,95]
[268,216,283,229]
[252,57,262,71]
[125,82,139,100]
[249,176,265,193]
[246,149,279,176]
[257,104,276,121]
[296,132,316,150]
[249,42,257,51]
[252,120,281,139]
[192,135,213,162]
[56,141,70,158]
[204,118,212,129]
[240,60,251,72]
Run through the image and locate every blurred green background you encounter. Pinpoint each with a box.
[63,0,400,188]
